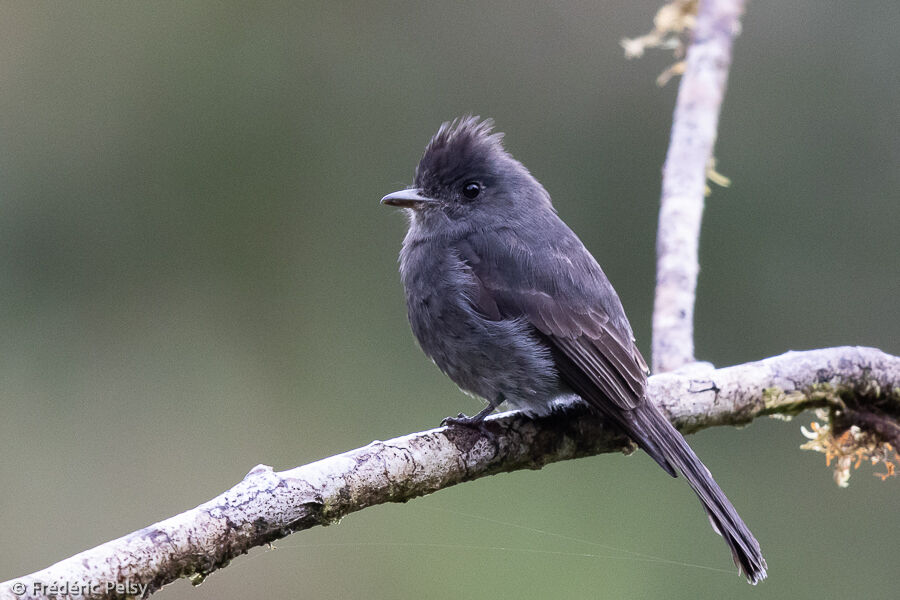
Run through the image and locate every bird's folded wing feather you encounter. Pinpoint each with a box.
[455,227,648,411]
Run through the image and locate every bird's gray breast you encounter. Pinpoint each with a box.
[399,235,560,414]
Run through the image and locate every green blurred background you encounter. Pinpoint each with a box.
[1,1,897,598]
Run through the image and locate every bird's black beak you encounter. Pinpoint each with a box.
[380,189,437,209]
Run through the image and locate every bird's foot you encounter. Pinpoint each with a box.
[441,405,495,435]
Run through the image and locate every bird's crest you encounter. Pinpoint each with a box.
[414,116,507,189]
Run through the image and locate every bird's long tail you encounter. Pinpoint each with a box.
[628,402,768,584]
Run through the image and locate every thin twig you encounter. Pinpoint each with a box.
[652,0,746,373]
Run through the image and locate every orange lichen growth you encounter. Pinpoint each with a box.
[874,458,895,481]
[801,419,899,487]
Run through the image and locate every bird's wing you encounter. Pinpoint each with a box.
[456,225,766,578]
[455,225,649,412]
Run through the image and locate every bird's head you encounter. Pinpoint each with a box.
[381,116,552,228]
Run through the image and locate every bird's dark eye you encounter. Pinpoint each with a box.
[462,181,482,199]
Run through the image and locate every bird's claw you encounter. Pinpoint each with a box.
[441,406,495,437]
[441,412,479,427]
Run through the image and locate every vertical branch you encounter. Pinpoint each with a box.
[652,0,745,373]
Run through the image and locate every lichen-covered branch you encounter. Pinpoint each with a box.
[2,346,896,600]
[652,0,746,373]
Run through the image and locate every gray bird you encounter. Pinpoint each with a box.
[381,117,766,584]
